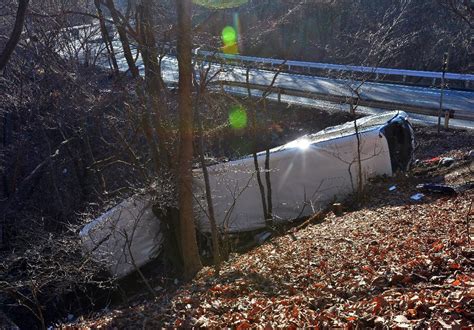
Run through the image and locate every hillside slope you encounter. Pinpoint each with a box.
[70,134,474,328]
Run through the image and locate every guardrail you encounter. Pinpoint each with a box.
[218,81,474,122]
[61,25,473,121]
[198,50,474,87]
[64,24,474,86]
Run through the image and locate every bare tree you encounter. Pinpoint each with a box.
[0,0,29,71]
[437,0,474,28]
[94,0,119,74]
[104,0,139,77]
[177,0,202,280]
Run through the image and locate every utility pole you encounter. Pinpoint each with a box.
[437,52,449,133]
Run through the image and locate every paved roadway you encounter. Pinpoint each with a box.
[220,66,473,113]
[64,24,473,125]
[106,48,474,128]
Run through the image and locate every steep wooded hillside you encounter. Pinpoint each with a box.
[195,0,473,72]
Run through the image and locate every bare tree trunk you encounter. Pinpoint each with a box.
[196,104,221,273]
[263,101,272,223]
[245,69,266,220]
[353,117,363,199]
[0,0,29,72]
[250,63,285,225]
[105,0,139,78]
[251,106,269,221]
[176,0,202,280]
[137,0,171,167]
[94,0,119,74]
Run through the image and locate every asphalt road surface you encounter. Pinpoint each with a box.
[107,49,474,128]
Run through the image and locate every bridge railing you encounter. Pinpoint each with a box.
[197,50,474,88]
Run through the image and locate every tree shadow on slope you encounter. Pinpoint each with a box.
[103,268,292,328]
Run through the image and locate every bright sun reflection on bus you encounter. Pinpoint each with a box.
[285,137,311,150]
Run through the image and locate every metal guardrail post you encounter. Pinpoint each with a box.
[437,53,449,133]
[444,110,450,129]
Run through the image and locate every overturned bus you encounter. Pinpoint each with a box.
[80,111,415,278]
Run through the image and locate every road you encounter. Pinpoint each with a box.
[101,45,474,128]
[220,66,473,113]
[63,24,473,125]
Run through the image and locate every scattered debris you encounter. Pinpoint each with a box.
[439,157,455,167]
[410,193,424,201]
[418,156,456,168]
[254,231,272,245]
[419,157,441,166]
[416,182,473,195]
[416,183,457,195]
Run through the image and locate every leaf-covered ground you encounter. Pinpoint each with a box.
[69,149,473,329]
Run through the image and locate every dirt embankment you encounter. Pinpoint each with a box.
[65,125,473,328]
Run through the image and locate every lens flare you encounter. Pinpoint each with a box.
[221,26,239,54]
[229,106,247,129]
[222,26,237,45]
